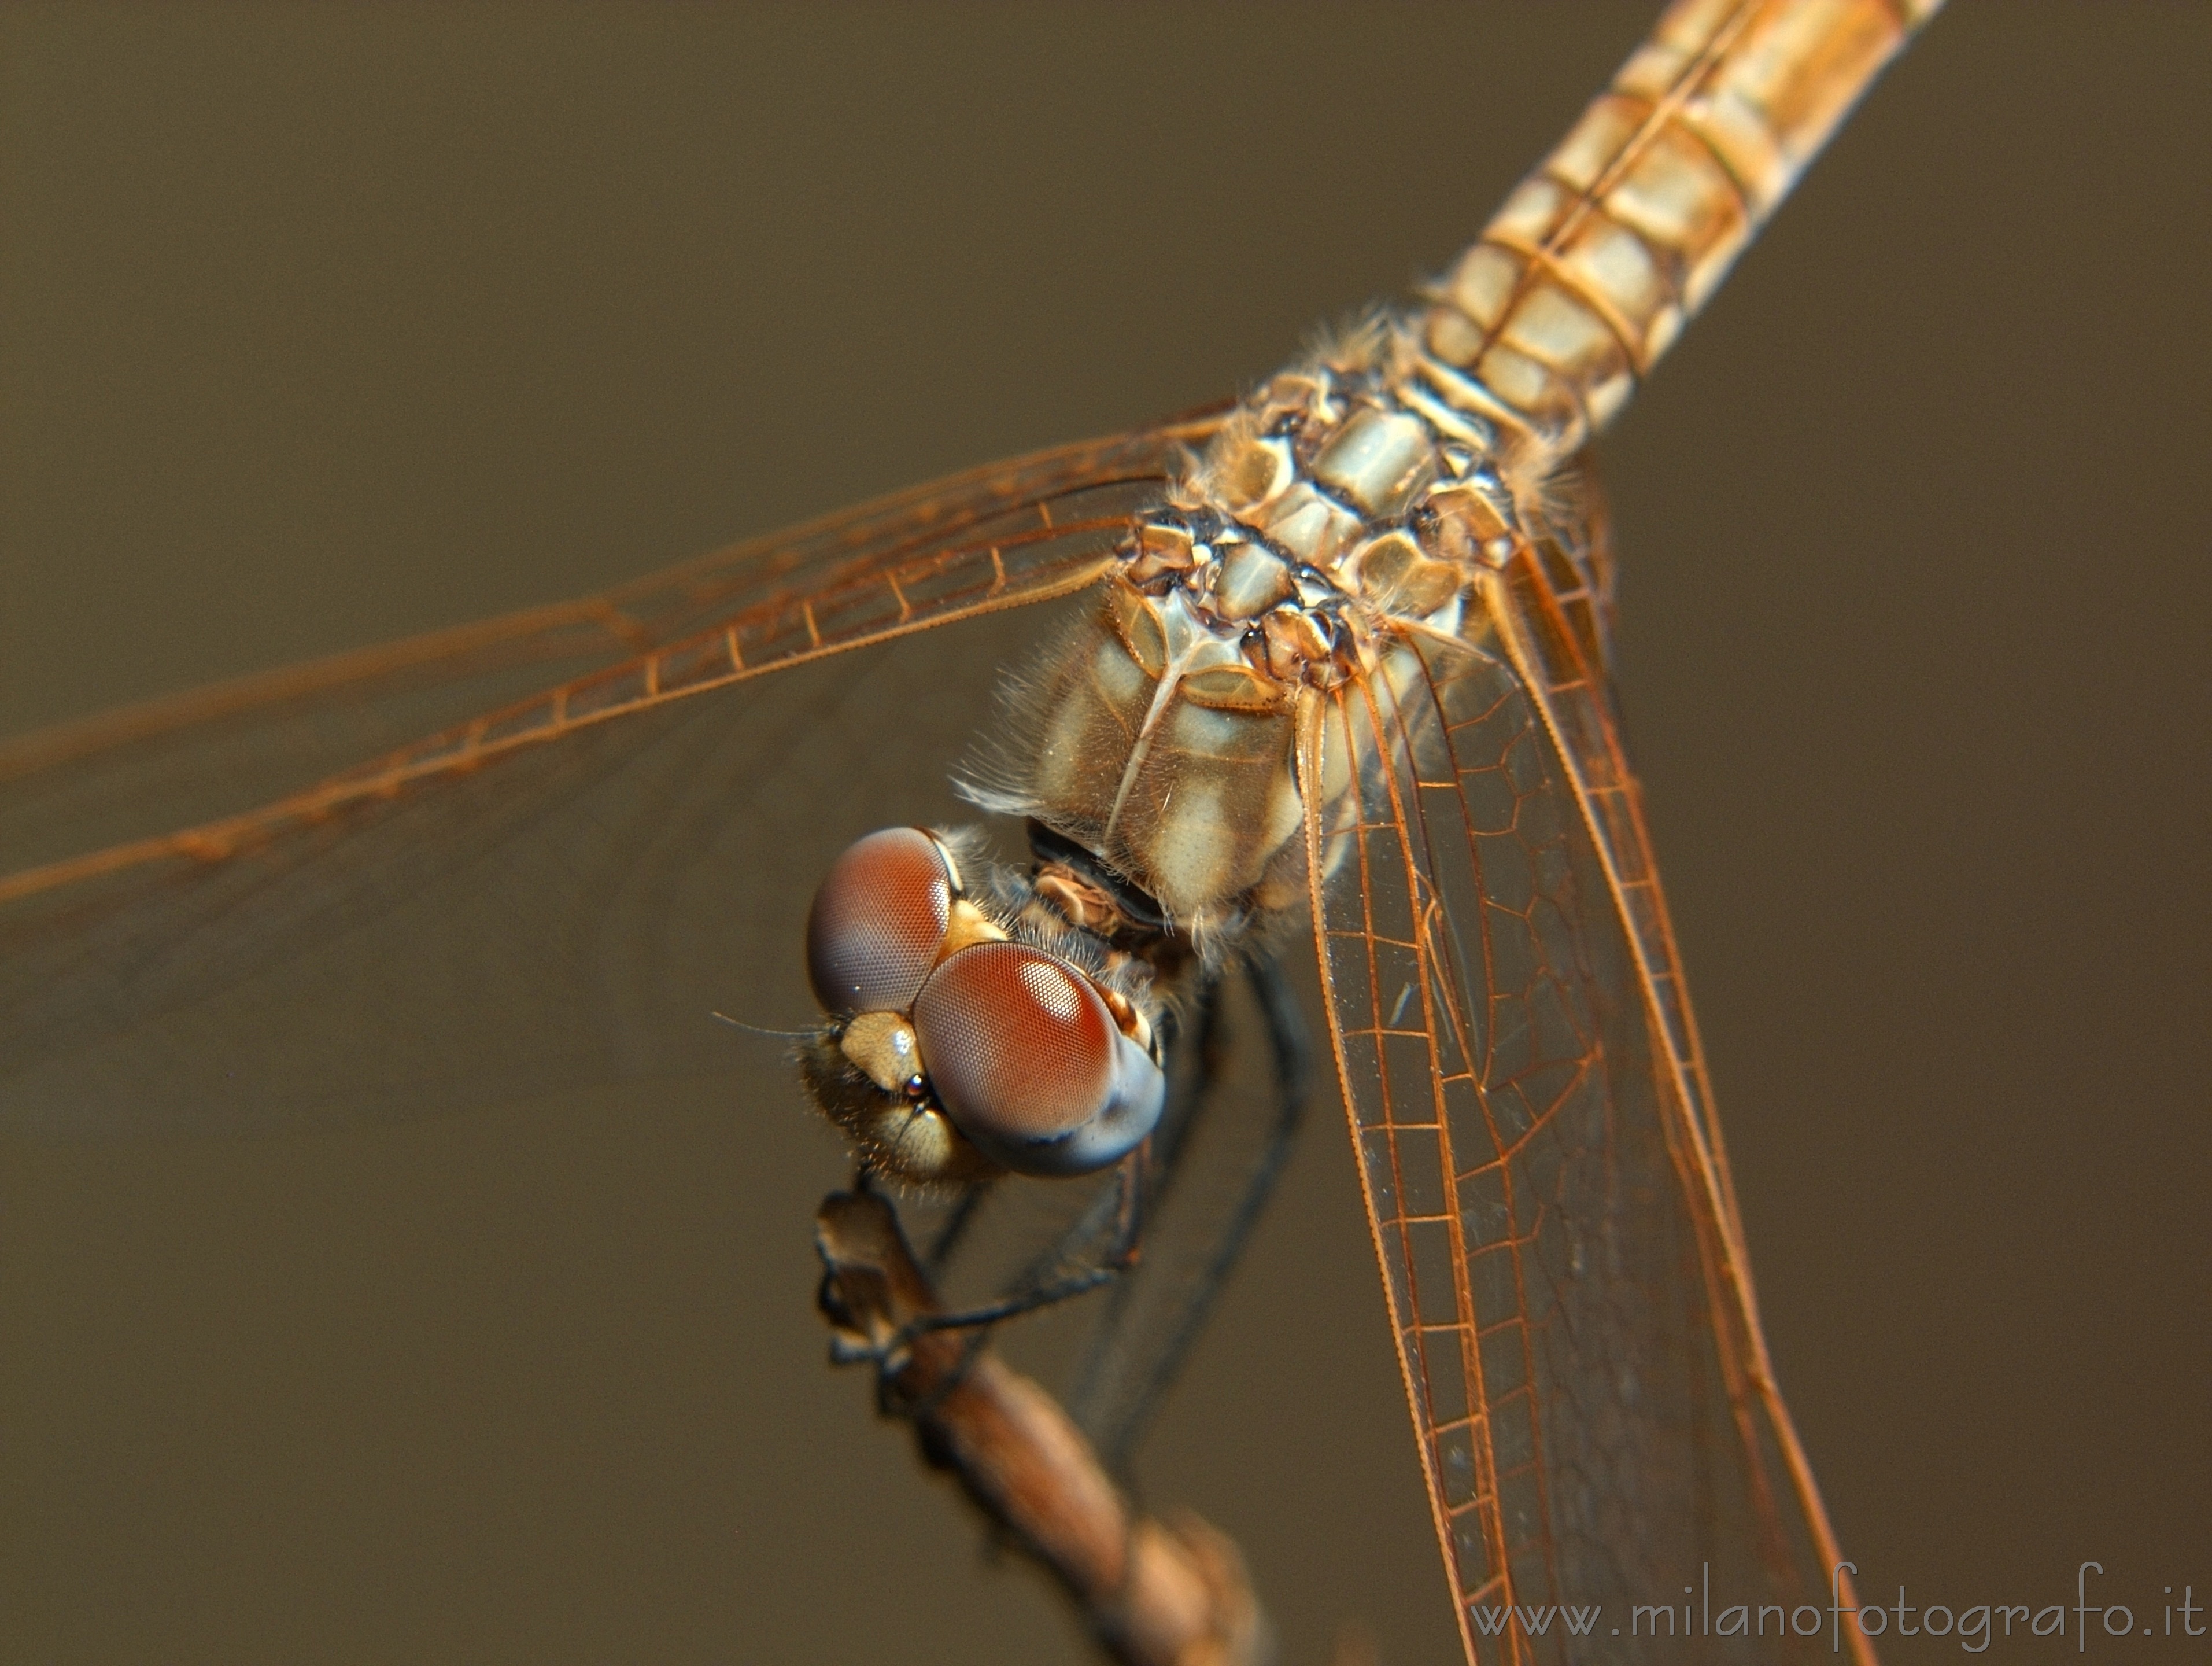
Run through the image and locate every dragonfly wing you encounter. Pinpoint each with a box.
[2,419,1220,894]
[0,419,1217,1137]
[1303,530,1866,1663]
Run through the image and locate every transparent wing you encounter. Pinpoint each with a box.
[0,418,1218,1137]
[2,419,1220,897]
[1303,494,1867,1664]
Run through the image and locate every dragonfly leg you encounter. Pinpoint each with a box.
[922,1178,991,1274]
[1077,943,1313,1475]
[903,1141,1150,1339]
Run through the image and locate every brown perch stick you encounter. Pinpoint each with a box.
[815,1189,1269,1666]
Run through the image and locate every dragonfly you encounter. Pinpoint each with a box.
[17,9,2185,1664]
[3,2,1934,1660]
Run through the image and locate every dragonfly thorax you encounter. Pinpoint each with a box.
[963,323,1532,945]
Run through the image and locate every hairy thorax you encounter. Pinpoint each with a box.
[962,316,1576,949]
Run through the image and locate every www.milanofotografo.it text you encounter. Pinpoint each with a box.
[1462,1565,2204,1653]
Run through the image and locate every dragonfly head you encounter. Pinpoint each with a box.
[799,827,1165,1185]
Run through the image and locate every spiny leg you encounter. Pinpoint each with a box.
[1072,944,1312,1477]
[905,1140,1149,1337]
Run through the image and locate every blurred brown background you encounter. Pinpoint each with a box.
[2,6,2206,1663]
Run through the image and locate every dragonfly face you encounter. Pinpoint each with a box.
[803,823,1168,1182]
[6,10,2207,1666]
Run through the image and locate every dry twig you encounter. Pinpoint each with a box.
[815,1189,1269,1666]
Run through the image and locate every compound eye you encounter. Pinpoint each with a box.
[806,828,954,1014]
[911,942,1164,1177]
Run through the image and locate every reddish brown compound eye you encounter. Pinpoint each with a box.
[911,941,1164,1177]
[805,828,954,1015]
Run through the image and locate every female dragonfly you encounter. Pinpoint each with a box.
[26,5,2189,1665]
